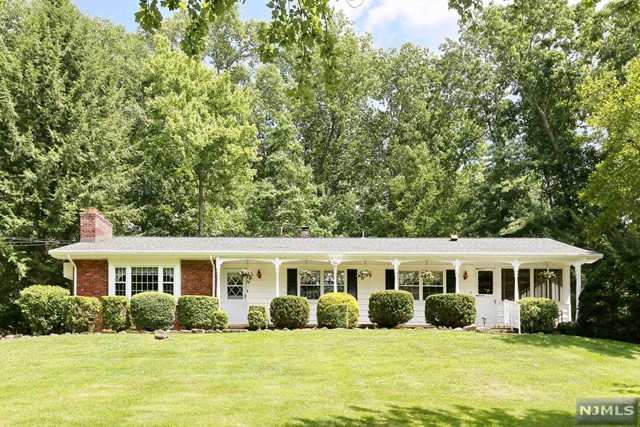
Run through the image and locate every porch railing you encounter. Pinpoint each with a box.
[503,300,521,333]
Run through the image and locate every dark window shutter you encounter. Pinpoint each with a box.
[287,268,298,296]
[385,269,395,290]
[347,269,358,299]
[446,270,456,294]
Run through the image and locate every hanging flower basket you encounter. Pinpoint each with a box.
[420,270,436,285]
[299,269,315,283]
[239,269,254,283]
[357,269,372,280]
[538,270,556,283]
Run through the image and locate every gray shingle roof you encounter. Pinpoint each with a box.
[49,236,601,259]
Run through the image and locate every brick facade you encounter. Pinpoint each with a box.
[75,260,108,298]
[181,260,213,296]
[79,207,113,242]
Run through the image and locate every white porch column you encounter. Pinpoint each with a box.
[273,257,282,297]
[453,259,462,294]
[511,260,522,302]
[215,258,223,308]
[574,262,583,320]
[393,258,400,290]
[330,259,341,292]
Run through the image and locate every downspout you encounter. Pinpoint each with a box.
[209,255,216,298]
[67,255,77,296]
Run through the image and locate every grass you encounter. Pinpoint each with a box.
[1,330,639,426]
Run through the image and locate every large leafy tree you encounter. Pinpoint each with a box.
[135,36,257,237]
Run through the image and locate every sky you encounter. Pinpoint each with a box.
[71,0,463,52]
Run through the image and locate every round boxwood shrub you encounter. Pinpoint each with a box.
[368,290,414,328]
[101,296,130,331]
[270,296,310,329]
[520,297,559,334]
[247,306,269,330]
[317,292,359,328]
[130,292,176,331]
[16,285,70,335]
[424,294,476,328]
[177,296,219,329]
[64,296,101,333]
[211,310,229,330]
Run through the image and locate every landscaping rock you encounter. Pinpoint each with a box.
[118,330,127,334]
[282,327,289,331]
[463,325,477,332]
[50,333,59,337]
[179,330,191,334]
[155,333,169,340]
[454,327,463,331]
[102,329,115,334]
[476,326,491,333]
[170,329,180,333]
[14,334,23,338]
[191,329,205,334]
[5,335,14,340]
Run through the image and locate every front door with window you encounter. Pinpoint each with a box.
[476,269,497,326]
[225,272,247,324]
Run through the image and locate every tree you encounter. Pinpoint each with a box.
[246,65,320,236]
[580,57,640,235]
[136,36,257,237]
[0,0,146,331]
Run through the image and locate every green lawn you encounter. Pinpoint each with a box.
[1,330,639,426]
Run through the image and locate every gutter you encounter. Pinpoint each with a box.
[67,255,77,296]
[209,254,216,298]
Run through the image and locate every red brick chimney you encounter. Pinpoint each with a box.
[79,208,113,242]
[300,226,310,238]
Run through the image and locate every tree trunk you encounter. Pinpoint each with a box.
[198,177,205,237]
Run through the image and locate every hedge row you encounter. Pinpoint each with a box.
[16,286,229,334]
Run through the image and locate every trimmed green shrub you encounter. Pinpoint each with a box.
[368,290,414,328]
[63,296,100,333]
[317,292,359,328]
[424,294,476,328]
[177,296,219,329]
[101,296,130,331]
[248,306,269,330]
[270,296,310,329]
[130,292,176,331]
[321,303,349,328]
[211,310,229,330]
[557,321,578,336]
[520,297,559,334]
[16,285,70,335]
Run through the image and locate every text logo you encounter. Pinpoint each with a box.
[576,398,638,425]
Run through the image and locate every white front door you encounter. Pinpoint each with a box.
[475,269,498,326]
[225,272,247,324]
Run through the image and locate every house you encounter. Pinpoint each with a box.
[49,208,603,327]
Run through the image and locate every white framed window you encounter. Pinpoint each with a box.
[226,272,244,299]
[300,270,321,300]
[399,271,420,299]
[422,271,444,298]
[109,264,181,297]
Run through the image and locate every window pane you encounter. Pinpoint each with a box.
[163,267,174,295]
[399,271,419,300]
[227,273,243,299]
[477,271,493,295]
[323,271,344,294]
[301,270,320,300]
[131,267,158,296]
[422,271,443,299]
[115,267,126,296]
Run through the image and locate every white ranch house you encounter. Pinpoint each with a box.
[50,209,602,329]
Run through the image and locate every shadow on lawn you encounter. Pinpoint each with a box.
[499,333,640,359]
[287,404,574,427]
